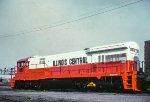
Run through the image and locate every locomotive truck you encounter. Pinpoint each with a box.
[10,41,149,91]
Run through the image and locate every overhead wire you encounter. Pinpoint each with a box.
[0,0,143,39]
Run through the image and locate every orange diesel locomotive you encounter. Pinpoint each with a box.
[11,42,144,91]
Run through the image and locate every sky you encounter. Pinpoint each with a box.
[0,0,150,68]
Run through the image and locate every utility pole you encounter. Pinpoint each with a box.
[4,68,6,75]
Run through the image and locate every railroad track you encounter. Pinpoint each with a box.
[0,89,150,102]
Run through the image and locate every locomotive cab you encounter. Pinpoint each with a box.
[17,58,29,73]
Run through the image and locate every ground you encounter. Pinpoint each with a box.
[0,85,150,102]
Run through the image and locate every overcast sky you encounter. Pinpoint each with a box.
[0,0,150,68]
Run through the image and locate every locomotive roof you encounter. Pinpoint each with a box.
[86,41,139,53]
[20,41,139,60]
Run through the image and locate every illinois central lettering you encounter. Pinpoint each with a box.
[69,57,88,65]
[53,57,88,66]
[53,59,67,66]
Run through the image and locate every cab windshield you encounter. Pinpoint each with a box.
[17,61,29,68]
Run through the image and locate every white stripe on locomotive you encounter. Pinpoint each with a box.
[28,41,139,69]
